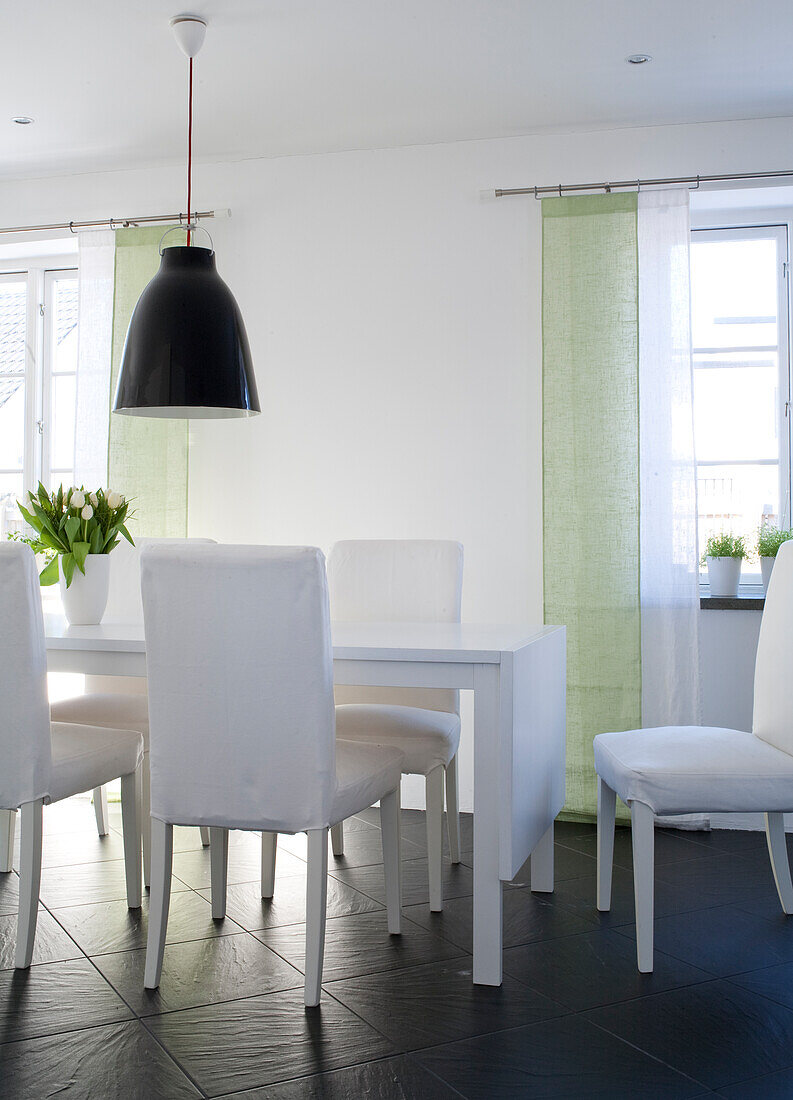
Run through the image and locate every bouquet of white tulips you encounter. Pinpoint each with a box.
[14,483,134,588]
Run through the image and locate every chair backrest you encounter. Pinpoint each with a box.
[0,544,52,809]
[753,539,793,755]
[141,544,336,832]
[329,539,463,713]
[104,537,216,623]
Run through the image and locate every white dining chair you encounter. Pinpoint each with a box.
[140,543,404,1006]
[260,539,464,911]
[595,539,793,973]
[49,537,215,883]
[0,543,142,967]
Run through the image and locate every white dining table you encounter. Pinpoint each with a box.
[44,614,566,986]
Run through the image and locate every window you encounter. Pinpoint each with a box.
[0,252,78,538]
[690,225,791,582]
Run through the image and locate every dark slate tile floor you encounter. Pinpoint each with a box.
[1,797,793,1097]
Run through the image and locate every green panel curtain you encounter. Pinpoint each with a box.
[542,193,640,820]
[108,228,188,537]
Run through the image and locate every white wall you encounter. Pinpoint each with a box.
[3,115,791,809]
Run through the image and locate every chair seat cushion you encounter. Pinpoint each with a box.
[594,726,793,815]
[51,693,150,748]
[331,740,405,826]
[334,704,460,775]
[48,722,144,804]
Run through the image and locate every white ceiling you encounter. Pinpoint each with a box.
[2,0,793,181]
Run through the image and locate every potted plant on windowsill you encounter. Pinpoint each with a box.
[13,483,134,625]
[701,532,748,597]
[757,524,793,594]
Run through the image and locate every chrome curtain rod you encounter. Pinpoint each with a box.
[0,209,219,236]
[495,169,793,199]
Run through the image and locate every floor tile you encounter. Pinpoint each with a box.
[92,931,303,1015]
[0,957,131,1043]
[330,858,473,908]
[404,886,597,953]
[654,852,780,910]
[558,825,713,870]
[416,1012,703,1098]
[327,957,565,1051]
[172,844,307,891]
[502,928,711,1011]
[201,874,382,932]
[38,859,189,909]
[585,979,793,1090]
[508,845,598,885]
[0,872,22,916]
[401,811,473,862]
[256,911,464,982]
[681,829,769,856]
[147,987,395,1096]
[221,1054,464,1098]
[52,889,243,955]
[0,1019,201,1098]
[617,905,793,977]
[717,1065,793,1098]
[12,827,128,870]
[551,864,715,927]
[0,909,82,970]
[729,959,793,1011]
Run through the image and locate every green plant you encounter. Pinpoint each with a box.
[757,524,793,559]
[701,531,748,564]
[13,483,134,588]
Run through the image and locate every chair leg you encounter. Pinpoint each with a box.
[765,812,793,914]
[426,766,444,912]
[330,821,344,857]
[144,818,173,988]
[630,800,655,973]
[15,799,43,969]
[380,789,402,934]
[93,786,109,836]
[597,777,617,911]
[199,826,210,847]
[0,809,16,873]
[305,828,328,1007]
[141,753,151,890]
[445,753,461,864]
[261,831,277,899]
[210,827,229,919]
[120,770,142,910]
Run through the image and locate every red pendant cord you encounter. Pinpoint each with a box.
[187,56,193,246]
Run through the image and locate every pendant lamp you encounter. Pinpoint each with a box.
[113,15,259,419]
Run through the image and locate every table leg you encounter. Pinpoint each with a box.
[472,663,503,986]
[530,822,554,892]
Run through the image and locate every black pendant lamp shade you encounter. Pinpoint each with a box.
[113,245,260,419]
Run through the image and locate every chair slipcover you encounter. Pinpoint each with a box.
[141,544,401,832]
[594,541,793,816]
[335,704,460,774]
[0,544,142,809]
[329,540,463,714]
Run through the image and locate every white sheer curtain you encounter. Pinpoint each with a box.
[74,230,115,487]
[638,188,703,825]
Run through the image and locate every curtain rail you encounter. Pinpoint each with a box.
[494,170,793,199]
[0,209,221,236]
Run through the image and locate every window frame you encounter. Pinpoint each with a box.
[690,216,792,592]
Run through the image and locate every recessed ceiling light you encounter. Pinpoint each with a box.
[11,116,34,125]
[626,54,652,65]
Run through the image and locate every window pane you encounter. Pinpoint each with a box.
[50,374,76,472]
[693,362,778,462]
[691,236,779,350]
[0,280,28,373]
[50,276,78,374]
[698,463,780,565]
[0,473,23,539]
[0,381,26,468]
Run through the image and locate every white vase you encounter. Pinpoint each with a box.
[761,556,776,594]
[59,554,111,625]
[706,556,742,597]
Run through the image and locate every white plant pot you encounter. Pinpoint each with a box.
[761,556,776,594]
[59,554,111,625]
[706,555,742,597]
